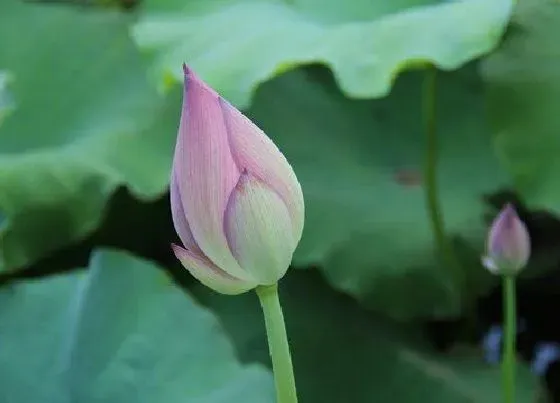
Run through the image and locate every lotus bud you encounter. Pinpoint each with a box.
[482,204,530,276]
[170,64,305,295]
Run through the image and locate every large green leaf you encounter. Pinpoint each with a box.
[194,270,539,403]
[480,0,560,214]
[242,66,507,319]
[133,0,513,108]
[0,0,177,272]
[0,249,274,402]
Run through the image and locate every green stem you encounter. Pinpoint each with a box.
[502,275,517,403]
[422,66,464,291]
[256,284,298,403]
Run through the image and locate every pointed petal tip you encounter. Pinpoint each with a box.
[502,202,517,215]
[171,243,255,295]
[492,203,519,232]
[171,242,184,256]
[182,63,199,82]
[181,63,192,93]
[181,64,219,99]
[171,243,194,262]
[498,204,524,227]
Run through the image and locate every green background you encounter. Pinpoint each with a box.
[1,0,557,401]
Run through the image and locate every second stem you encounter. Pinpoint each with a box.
[423,67,467,298]
[502,275,517,403]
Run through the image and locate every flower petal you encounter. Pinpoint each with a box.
[171,243,255,295]
[224,173,295,285]
[170,168,200,253]
[219,98,304,244]
[173,65,250,281]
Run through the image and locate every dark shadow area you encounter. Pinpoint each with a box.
[0,186,192,290]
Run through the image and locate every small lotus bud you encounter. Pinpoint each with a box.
[482,204,530,276]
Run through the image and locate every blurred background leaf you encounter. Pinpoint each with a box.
[481,0,560,215]
[0,0,176,273]
[0,249,274,402]
[133,0,513,107]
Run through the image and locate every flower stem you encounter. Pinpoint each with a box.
[256,284,298,403]
[502,275,517,403]
[422,66,464,292]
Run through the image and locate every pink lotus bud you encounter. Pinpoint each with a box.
[482,204,530,276]
[170,64,305,295]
